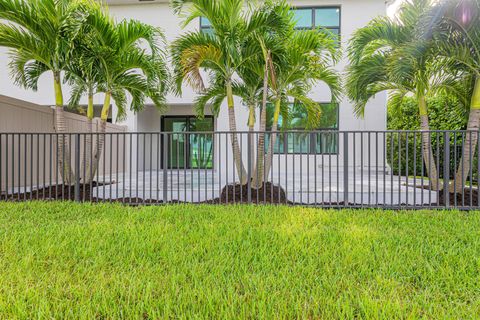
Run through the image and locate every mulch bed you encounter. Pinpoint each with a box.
[217,182,288,204]
[0,182,288,205]
[413,184,479,207]
[0,182,113,202]
[3,181,477,207]
[438,188,479,207]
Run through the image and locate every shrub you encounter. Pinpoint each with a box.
[387,95,469,179]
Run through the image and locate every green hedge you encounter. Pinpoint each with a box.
[387,95,469,178]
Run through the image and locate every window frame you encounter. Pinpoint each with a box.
[291,5,341,37]
[199,17,214,35]
[268,102,340,155]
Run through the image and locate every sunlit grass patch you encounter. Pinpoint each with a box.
[0,202,478,319]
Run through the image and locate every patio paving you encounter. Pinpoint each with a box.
[93,170,439,205]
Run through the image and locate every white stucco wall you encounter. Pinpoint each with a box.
[0,0,388,133]
[105,0,388,172]
[0,0,388,174]
[106,0,388,134]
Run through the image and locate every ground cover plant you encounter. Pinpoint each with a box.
[0,202,479,318]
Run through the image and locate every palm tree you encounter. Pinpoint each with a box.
[347,0,460,190]
[64,5,105,183]
[171,0,289,184]
[192,35,279,189]
[67,6,168,182]
[64,53,100,182]
[0,0,94,184]
[260,29,341,185]
[430,0,480,192]
[194,52,271,189]
[81,7,169,179]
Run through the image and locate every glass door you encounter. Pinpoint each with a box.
[162,116,214,169]
[163,117,187,169]
[189,118,214,169]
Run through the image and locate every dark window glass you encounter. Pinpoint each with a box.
[266,102,339,154]
[292,7,340,37]
[189,118,214,169]
[162,116,214,169]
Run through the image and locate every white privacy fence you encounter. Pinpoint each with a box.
[0,95,127,192]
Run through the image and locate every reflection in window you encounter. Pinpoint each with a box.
[293,8,313,29]
[200,17,214,36]
[190,118,214,169]
[266,102,339,154]
[292,7,341,37]
[162,116,214,169]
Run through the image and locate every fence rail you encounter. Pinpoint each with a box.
[0,131,478,209]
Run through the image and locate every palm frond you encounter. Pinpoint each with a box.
[8,51,50,90]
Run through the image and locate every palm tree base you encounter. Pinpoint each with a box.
[220,182,287,204]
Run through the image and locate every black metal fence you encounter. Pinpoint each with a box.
[0,131,478,209]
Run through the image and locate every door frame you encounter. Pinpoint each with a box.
[160,115,215,169]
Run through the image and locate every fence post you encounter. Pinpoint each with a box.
[74,133,81,202]
[444,131,450,208]
[247,132,252,204]
[162,133,168,204]
[343,132,349,206]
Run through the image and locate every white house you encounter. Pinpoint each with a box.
[0,0,388,130]
[0,0,395,203]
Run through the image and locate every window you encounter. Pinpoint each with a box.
[162,116,214,169]
[267,102,339,154]
[292,7,341,36]
[200,17,214,36]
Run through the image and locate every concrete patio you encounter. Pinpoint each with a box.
[93,169,439,205]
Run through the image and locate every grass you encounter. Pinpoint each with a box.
[0,202,479,319]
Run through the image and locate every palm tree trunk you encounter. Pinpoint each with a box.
[252,56,270,189]
[91,92,111,180]
[451,77,480,193]
[263,98,281,180]
[418,95,442,191]
[248,103,255,177]
[53,71,73,185]
[84,91,94,183]
[226,80,248,184]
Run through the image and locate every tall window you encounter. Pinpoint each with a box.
[292,7,341,37]
[200,17,214,36]
[267,103,339,154]
[162,116,214,169]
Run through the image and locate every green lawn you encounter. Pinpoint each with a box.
[0,203,479,319]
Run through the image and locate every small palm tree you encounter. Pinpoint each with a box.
[431,0,480,192]
[71,4,169,180]
[0,0,94,183]
[347,0,460,190]
[260,29,341,184]
[64,5,105,182]
[195,54,270,188]
[64,52,100,182]
[171,0,288,184]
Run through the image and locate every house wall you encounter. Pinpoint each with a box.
[106,0,388,173]
[107,0,387,132]
[0,0,388,182]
